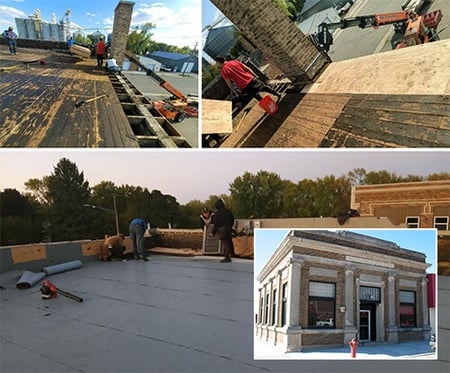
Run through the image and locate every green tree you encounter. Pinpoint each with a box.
[229,171,284,218]
[127,23,156,55]
[427,172,450,181]
[25,176,51,204]
[0,188,44,245]
[47,158,91,241]
[290,178,317,217]
[89,181,121,237]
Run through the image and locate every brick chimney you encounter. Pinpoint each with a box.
[210,0,330,82]
[110,1,135,66]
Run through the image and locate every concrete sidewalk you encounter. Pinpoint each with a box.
[255,338,436,360]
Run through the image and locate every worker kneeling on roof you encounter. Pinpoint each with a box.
[105,58,120,72]
[100,233,126,261]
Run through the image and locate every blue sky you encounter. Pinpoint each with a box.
[254,229,438,277]
[0,0,200,47]
[202,0,218,28]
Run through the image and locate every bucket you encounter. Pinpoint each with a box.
[258,95,278,115]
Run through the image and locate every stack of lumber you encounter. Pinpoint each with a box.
[70,45,91,59]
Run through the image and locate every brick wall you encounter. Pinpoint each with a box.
[352,181,450,227]
[111,1,135,66]
[210,0,329,83]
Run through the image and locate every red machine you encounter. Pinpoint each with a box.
[40,279,83,302]
[125,51,198,122]
[316,9,442,52]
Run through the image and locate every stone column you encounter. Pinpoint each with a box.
[421,276,430,327]
[344,265,357,343]
[210,0,330,82]
[386,271,398,343]
[276,270,283,326]
[287,256,303,326]
[111,1,135,66]
[268,278,274,325]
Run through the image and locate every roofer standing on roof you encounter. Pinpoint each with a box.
[211,199,235,263]
[129,218,148,261]
[96,37,106,67]
[2,27,17,55]
[214,56,280,102]
[200,207,214,231]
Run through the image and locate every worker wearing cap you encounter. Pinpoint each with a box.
[200,207,214,231]
[214,55,280,102]
[2,26,17,55]
[129,218,148,261]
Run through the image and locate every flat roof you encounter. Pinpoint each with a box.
[1,255,449,371]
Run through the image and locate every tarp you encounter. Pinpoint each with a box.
[16,271,46,289]
[42,260,82,275]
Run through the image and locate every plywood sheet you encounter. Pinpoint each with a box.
[202,99,232,134]
[11,245,47,264]
[303,39,450,96]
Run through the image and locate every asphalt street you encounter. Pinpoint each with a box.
[328,0,450,61]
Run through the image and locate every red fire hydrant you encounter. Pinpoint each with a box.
[348,337,358,358]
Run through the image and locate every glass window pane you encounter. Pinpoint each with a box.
[308,299,335,327]
[360,286,381,302]
[309,281,335,298]
[400,290,415,303]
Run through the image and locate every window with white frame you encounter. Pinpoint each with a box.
[399,290,416,327]
[406,216,420,228]
[265,293,269,324]
[308,281,336,328]
[434,216,449,231]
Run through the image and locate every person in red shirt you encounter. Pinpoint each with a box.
[96,37,106,67]
[214,55,280,102]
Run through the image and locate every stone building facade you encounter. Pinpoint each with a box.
[256,230,431,352]
[351,180,450,276]
[351,180,450,229]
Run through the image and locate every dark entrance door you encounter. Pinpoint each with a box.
[360,303,376,342]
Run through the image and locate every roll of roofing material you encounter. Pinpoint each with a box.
[42,260,82,275]
[16,271,47,289]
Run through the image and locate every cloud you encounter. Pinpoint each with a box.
[0,5,27,19]
[103,16,113,26]
[0,5,26,31]
[86,12,96,17]
[130,0,200,47]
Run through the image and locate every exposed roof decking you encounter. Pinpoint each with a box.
[0,49,138,147]
[219,39,450,148]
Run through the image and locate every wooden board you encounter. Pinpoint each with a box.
[202,99,233,134]
[70,45,91,59]
[11,245,47,264]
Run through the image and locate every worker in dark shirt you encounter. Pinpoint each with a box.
[212,199,235,263]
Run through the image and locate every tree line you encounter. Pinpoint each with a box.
[1,158,448,245]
